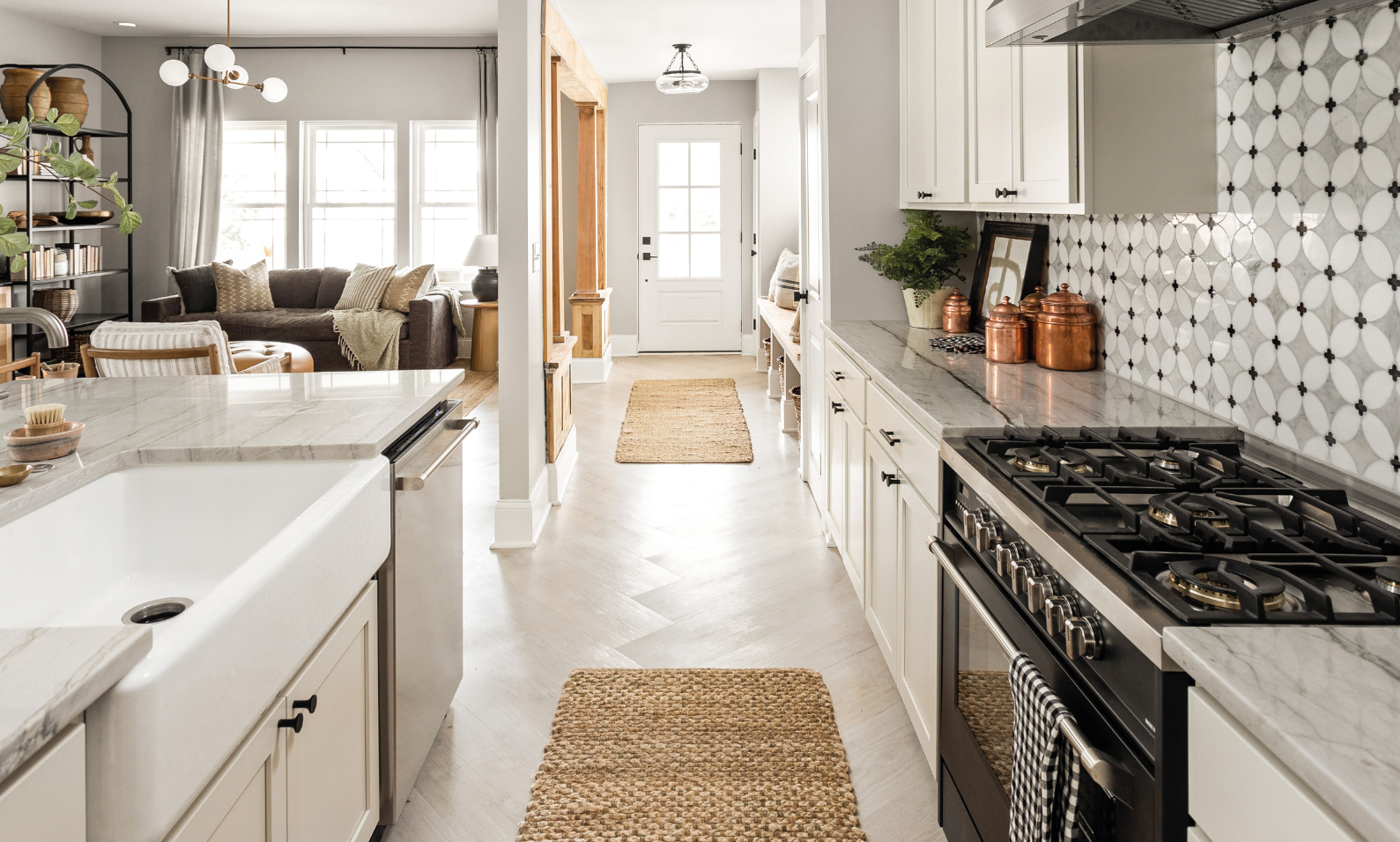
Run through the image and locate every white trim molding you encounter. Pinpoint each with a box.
[547,426,578,505]
[572,343,614,384]
[611,334,639,357]
[740,331,756,358]
[491,470,551,549]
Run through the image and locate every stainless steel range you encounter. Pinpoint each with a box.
[933,426,1400,842]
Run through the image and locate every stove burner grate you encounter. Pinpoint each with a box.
[1165,558,1290,612]
[1012,446,1092,475]
[1147,494,1232,529]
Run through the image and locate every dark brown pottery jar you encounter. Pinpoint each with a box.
[1018,285,1046,360]
[942,288,971,334]
[1035,284,1097,371]
[985,297,1030,363]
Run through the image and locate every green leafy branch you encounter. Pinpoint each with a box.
[0,104,141,275]
[856,210,974,307]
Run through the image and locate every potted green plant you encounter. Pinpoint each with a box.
[856,210,973,328]
[1,104,140,276]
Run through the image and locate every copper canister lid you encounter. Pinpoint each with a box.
[1041,283,1092,314]
[943,288,971,313]
[1019,286,1046,314]
[987,296,1024,323]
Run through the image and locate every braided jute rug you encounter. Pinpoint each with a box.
[515,669,867,842]
[615,379,755,463]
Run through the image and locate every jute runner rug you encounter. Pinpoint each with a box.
[615,378,754,463]
[516,669,866,842]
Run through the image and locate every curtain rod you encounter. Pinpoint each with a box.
[163,45,496,55]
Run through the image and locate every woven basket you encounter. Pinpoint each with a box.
[52,329,93,366]
[790,385,802,423]
[762,337,772,368]
[33,288,79,322]
[777,355,786,392]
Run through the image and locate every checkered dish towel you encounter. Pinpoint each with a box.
[1009,653,1082,842]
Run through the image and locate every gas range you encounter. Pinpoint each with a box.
[933,425,1400,842]
[965,426,1400,626]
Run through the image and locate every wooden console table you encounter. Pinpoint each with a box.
[462,299,499,372]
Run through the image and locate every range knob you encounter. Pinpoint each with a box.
[1008,558,1042,595]
[973,512,1004,552]
[1026,575,1058,613]
[1044,595,1075,636]
[1064,616,1104,660]
[994,541,1029,576]
[961,504,990,535]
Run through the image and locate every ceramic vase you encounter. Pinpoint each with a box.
[1,68,51,122]
[905,288,952,329]
[45,77,88,125]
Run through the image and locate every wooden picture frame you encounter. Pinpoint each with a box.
[968,221,1049,331]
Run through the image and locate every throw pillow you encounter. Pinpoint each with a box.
[212,260,275,314]
[380,264,435,313]
[790,303,802,344]
[169,260,232,314]
[335,263,398,310]
[771,249,802,310]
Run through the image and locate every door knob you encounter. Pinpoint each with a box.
[278,714,304,733]
[292,694,317,714]
[793,290,809,303]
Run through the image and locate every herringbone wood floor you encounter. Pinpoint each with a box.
[384,355,943,842]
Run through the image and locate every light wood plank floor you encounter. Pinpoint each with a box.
[385,354,943,842]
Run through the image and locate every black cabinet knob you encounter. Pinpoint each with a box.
[278,713,304,733]
[832,401,845,413]
[994,188,1020,199]
[293,695,317,715]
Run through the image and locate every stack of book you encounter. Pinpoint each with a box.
[11,245,102,280]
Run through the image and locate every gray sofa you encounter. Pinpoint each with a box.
[141,267,456,372]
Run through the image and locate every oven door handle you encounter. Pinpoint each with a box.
[929,536,1136,807]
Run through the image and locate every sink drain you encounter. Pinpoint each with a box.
[122,598,193,625]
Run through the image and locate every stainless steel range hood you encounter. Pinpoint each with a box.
[986,0,1382,47]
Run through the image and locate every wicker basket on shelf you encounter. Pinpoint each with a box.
[762,337,772,369]
[790,385,802,423]
[33,288,79,322]
[777,355,786,392]
[51,329,94,366]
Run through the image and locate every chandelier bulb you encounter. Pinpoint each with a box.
[204,43,235,73]
[159,58,192,87]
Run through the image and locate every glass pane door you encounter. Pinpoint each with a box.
[955,584,1014,796]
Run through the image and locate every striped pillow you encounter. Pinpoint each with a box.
[772,249,802,310]
[335,263,398,310]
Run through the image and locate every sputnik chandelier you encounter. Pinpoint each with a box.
[158,0,288,102]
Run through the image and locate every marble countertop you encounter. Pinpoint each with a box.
[826,321,1231,438]
[0,369,462,528]
[1165,627,1400,842]
[0,626,152,780]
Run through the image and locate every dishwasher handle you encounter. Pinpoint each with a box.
[396,417,478,491]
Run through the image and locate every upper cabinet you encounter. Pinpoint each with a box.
[903,0,1217,215]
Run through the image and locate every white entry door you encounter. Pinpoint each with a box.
[638,124,742,352]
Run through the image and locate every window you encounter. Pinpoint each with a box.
[657,140,722,279]
[412,122,478,284]
[303,122,397,268]
[219,122,287,268]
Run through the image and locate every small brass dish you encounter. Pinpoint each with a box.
[0,464,33,487]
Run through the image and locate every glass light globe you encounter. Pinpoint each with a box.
[204,43,235,73]
[226,64,249,85]
[656,72,709,95]
[260,77,288,103]
[159,58,191,86]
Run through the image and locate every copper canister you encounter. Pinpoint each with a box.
[1035,284,1098,371]
[984,297,1030,364]
[1018,286,1046,359]
[942,288,971,334]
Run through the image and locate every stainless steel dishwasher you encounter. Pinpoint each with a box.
[378,399,477,825]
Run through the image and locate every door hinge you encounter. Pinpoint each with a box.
[753,148,758,160]
[752,233,757,245]
[753,319,757,329]
[740,142,743,155]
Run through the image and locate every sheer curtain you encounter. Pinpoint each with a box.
[477,49,498,235]
[169,48,224,273]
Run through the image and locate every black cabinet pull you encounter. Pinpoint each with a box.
[994,188,1020,199]
[832,401,845,413]
[832,371,845,381]
[881,471,901,486]
[916,190,932,199]
[880,429,901,446]
[793,290,809,303]
[278,714,304,733]
[293,695,317,715]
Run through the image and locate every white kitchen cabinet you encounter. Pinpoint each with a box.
[865,432,901,667]
[839,407,866,600]
[901,0,968,205]
[825,379,849,553]
[0,722,85,842]
[1187,688,1362,842]
[165,583,378,842]
[897,483,941,768]
[904,0,1216,214]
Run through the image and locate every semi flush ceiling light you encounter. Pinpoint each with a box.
[158,0,287,102]
[655,44,709,95]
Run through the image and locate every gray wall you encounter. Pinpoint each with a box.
[98,36,492,311]
[604,80,755,343]
[755,69,800,303]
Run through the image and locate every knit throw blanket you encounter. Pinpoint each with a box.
[331,308,409,371]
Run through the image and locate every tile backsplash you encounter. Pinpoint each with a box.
[992,0,1400,493]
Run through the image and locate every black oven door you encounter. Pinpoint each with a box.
[935,537,1155,842]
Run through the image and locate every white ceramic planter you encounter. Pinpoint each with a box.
[904,288,953,329]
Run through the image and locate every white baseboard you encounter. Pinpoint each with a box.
[491,470,551,549]
[547,426,578,505]
[611,334,638,356]
[740,332,756,358]
[573,344,614,384]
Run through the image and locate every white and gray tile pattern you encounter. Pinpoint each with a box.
[992,0,1400,493]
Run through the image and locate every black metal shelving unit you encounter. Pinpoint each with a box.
[1,63,134,359]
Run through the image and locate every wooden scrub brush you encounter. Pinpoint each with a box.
[23,404,66,436]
